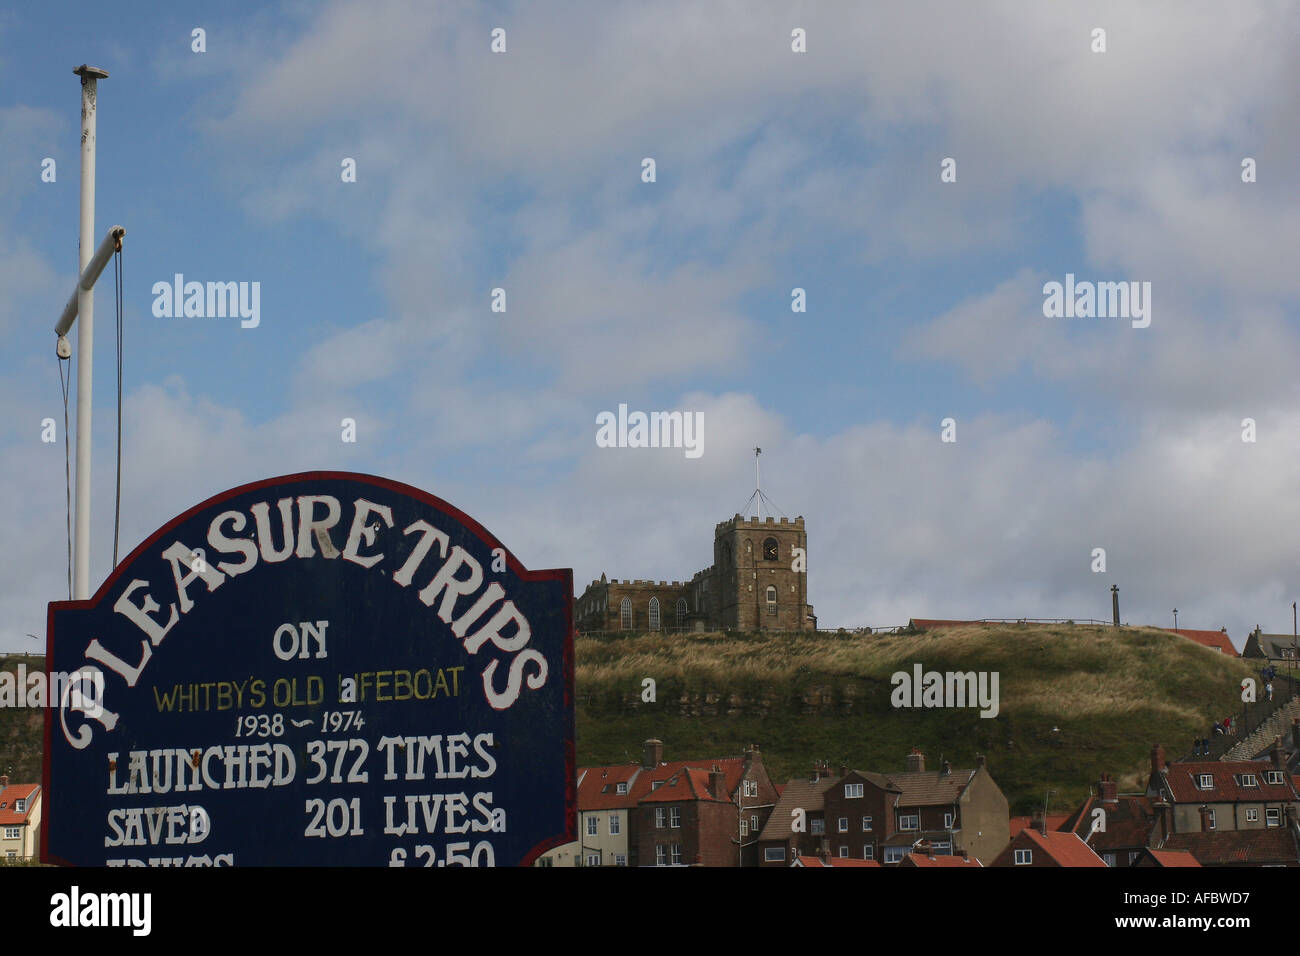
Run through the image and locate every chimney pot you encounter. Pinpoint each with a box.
[1150,744,1166,776]
[1099,774,1118,804]
[642,738,663,770]
[0,775,7,789]
[905,749,926,773]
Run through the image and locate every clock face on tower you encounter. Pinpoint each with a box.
[763,538,778,561]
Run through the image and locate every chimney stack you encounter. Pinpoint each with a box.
[839,763,848,779]
[976,754,987,769]
[642,738,663,770]
[0,774,7,789]
[1272,737,1284,772]
[905,749,925,773]
[1292,719,1300,753]
[1150,744,1166,777]
[710,767,727,800]
[1152,799,1173,844]
[1031,808,1045,834]
[1111,584,1120,626]
[1098,773,1118,804]
[942,760,952,776]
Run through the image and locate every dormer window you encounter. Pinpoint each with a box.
[1198,774,1213,789]
[616,782,628,795]
[1241,774,1258,788]
[13,799,24,813]
[1267,771,1284,785]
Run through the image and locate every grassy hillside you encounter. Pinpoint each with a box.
[575,623,1260,814]
[1,627,1263,817]
[0,654,45,786]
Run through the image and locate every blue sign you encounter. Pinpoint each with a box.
[44,472,575,866]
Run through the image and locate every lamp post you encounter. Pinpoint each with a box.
[1172,608,1178,631]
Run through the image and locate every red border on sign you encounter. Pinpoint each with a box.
[43,470,576,867]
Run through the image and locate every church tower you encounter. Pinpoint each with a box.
[713,514,812,630]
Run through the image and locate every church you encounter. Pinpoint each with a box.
[574,513,815,634]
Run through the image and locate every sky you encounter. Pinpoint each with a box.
[1,0,1298,652]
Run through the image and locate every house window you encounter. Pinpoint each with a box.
[586,816,598,836]
[609,815,620,835]
[1267,808,1281,827]
[766,586,777,615]
[648,597,661,631]
[763,537,779,562]
[810,819,825,835]
[655,845,666,866]
[1246,809,1259,822]
[5,851,14,860]
[616,782,628,794]
[615,854,627,866]
[586,854,600,867]
[740,819,748,836]
[1241,774,1258,788]
[751,814,759,832]
[839,846,849,858]
[838,817,849,833]
[620,598,632,630]
[1267,771,1284,785]
[671,844,682,865]
[13,800,24,813]
[944,812,954,829]
[1198,773,1213,789]
[655,808,666,829]
[1206,809,1216,830]
[864,845,874,860]
[844,783,863,798]
[670,807,681,828]
[1103,852,1116,867]
[884,847,906,863]
[764,847,785,862]
[3,827,18,839]
[899,814,919,831]
[743,780,758,798]
[1014,849,1032,865]
[676,598,688,627]
[862,816,872,830]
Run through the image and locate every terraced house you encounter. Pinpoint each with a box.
[1145,745,1300,834]
[536,739,778,867]
[758,749,1009,866]
[0,777,41,861]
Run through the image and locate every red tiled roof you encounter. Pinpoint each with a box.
[904,852,982,867]
[0,784,40,825]
[576,754,750,810]
[1162,829,1300,866]
[1061,795,1156,850]
[795,856,881,867]
[1159,761,1298,803]
[1144,849,1201,867]
[1011,828,1108,867]
[1165,628,1239,656]
[639,767,730,804]
[637,757,747,801]
[576,765,643,811]
[1009,814,1070,838]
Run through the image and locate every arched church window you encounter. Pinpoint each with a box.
[676,598,688,627]
[649,597,661,631]
[620,597,632,630]
[766,586,778,615]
